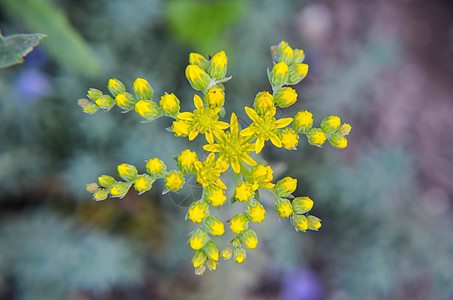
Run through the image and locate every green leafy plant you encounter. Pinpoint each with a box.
[0,29,46,68]
[78,41,351,275]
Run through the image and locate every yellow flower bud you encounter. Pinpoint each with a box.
[293,49,305,64]
[234,182,255,202]
[95,95,115,110]
[134,100,159,120]
[280,45,294,65]
[206,259,217,271]
[107,78,125,97]
[86,183,99,193]
[250,165,275,189]
[164,171,185,191]
[221,247,233,260]
[87,88,103,101]
[245,201,266,223]
[307,215,322,231]
[274,87,298,108]
[292,214,308,232]
[203,240,220,261]
[117,163,138,181]
[98,175,116,188]
[204,86,225,108]
[93,188,108,201]
[274,176,297,197]
[240,229,258,249]
[231,236,242,248]
[288,63,309,85]
[204,185,227,207]
[171,119,191,137]
[185,64,211,91]
[159,93,180,117]
[177,149,198,174]
[186,200,209,223]
[189,53,209,70]
[109,182,132,198]
[208,51,228,79]
[307,128,327,147]
[269,61,289,86]
[81,102,99,114]
[133,78,154,100]
[233,247,246,264]
[145,158,166,177]
[338,123,352,136]
[133,174,154,194]
[292,196,314,214]
[189,228,209,250]
[204,216,225,236]
[194,264,206,276]
[229,214,249,234]
[275,198,293,218]
[321,115,341,134]
[329,134,348,149]
[192,250,207,268]
[253,91,275,115]
[115,92,136,111]
[293,110,313,133]
[278,128,299,150]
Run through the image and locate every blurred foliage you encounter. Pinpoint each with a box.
[0,30,46,68]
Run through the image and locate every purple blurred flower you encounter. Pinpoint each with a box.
[14,68,51,104]
[282,269,324,300]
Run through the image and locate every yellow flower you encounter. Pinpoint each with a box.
[241,107,293,153]
[133,78,154,100]
[307,215,321,231]
[245,201,266,223]
[133,174,153,194]
[176,94,229,144]
[234,182,255,202]
[117,163,138,181]
[98,175,116,188]
[221,247,233,260]
[171,119,191,137]
[204,86,225,108]
[280,44,294,65]
[115,92,136,111]
[95,95,114,110]
[186,64,211,91]
[164,171,185,191]
[293,49,305,64]
[87,88,103,100]
[159,93,180,117]
[275,198,293,218]
[293,110,313,133]
[269,61,289,86]
[194,264,206,276]
[189,53,209,70]
[206,259,217,271]
[93,188,108,201]
[186,200,209,223]
[107,78,125,97]
[288,63,309,85]
[292,197,314,214]
[240,229,258,249]
[233,247,246,264]
[274,87,298,108]
[329,134,348,149]
[204,216,225,236]
[204,185,227,207]
[338,123,352,136]
[250,165,275,189]
[86,183,99,193]
[208,51,228,79]
[292,214,308,232]
[274,177,297,197]
[203,240,220,261]
[321,115,341,134]
[134,100,159,120]
[307,128,327,147]
[193,153,228,189]
[279,128,299,150]
[177,149,199,174]
[189,228,209,250]
[192,250,207,268]
[253,92,274,115]
[109,182,132,198]
[229,214,249,234]
[203,113,257,173]
[145,158,166,177]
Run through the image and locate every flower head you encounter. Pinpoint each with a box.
[177,149,199,174]
[193,153,228,189]
[245,201,266,223]
[164,171,185,191]
[279,128,299,150]
[307,128,327,147]
[146,158,166,177]
[159,93,180,117]
[229,214,249,234]
[275,198,293,218]
[186,200,209,223]
[293,110,313,133]
[234,182,255,202]
[204,86,225,108]
[204,185,227,207]
[250,165,275,189]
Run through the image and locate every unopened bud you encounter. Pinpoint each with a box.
[186,200,209,223]
[293,110,313,133]
[95,95,115,110]
[208,51,228,79]
[189,228,209,250]
[192,250,207,268]
[307,128,327,147]
[274,177,297,197]
[288,63,308,85]
[98,175,116,188]
[292,197,314,214]
[274,87,298,108]
[117,163,138,181]
[133,78,154,100]
[269,61,289,87]
[307,215,322,231]
[240,229,258,249]
[233,247,246,264]
[275,198,293,218]
[186,64,211,91]
[87,88,103,101]
[159,93,180,117]
[203,240,220,261]
[134,100,159,120]
[292,214,308,232]
[109,182,132,198]
[107,78,125,97]
[115,92,136,111]
[134,174,154,194]
[329,134,348,149]
[321,115,341,134]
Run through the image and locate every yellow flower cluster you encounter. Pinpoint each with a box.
[80,41,351,276]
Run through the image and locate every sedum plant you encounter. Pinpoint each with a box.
[78,41,351,275]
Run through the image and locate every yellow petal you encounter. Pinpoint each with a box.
[230,113,239,136]
[189,130,199,140]
[275,117,293,128]
[240,126,255,137]
[231,157,241,173]
[255,137,265,153]
[244,107,260,123]
[214,178,227,190]
[241,154,257,166]
[213,129,227,143]
[270,132,282,147]
[243,142,256,152]
[206,131,214,144]
[203,144,223,152]
[216,121,230,130]
[194,94,204,110]
[177,112,195,121]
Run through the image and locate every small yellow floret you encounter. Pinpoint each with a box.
[187,200,209,223]
[275,176,297,197]
[186,64,211,91]
[240,229,258,249]
[221,247,233,260]
[172,119,191,137]
[229,214,249,234]
[159,93,180,116]
[274,87,298,108]
[246,201,266,223]
[234,182,255,202]
[205,87,225,108]
[250,165,275,189]
[165,171,185,191]
[307,129,327,146]
[204,216,225,236]
[145,158,166,177]
[205,186,227,207]
[177,149,198,173]
[233,248,246,264]
[189,228,209,250]
[134,175,153,193]
[275,198,293,218]
[293,110,313,132]
[279,128,299,149]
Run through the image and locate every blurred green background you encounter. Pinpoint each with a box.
[1,0,453,299]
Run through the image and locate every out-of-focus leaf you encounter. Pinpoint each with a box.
[0,30,46,68]
[167,0,247,53]
[1,0,100,75]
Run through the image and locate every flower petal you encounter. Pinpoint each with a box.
[245,107,260,123]
[255,137,265,153]
[214,178,227,190]
[270,132,282,147]
[231,157,241,173]
[177,112,195,121]
[206,131,214,144]
[213,129,227,143]
[275,117,293,128]
[216,121,230,130]
[230,113,239,136]
[203,144,223,152]
[240,126,255,137]
[189,129,199,140]
[241,154,257,167]
[194,94,204,110]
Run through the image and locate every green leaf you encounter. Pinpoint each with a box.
[0,30,46,68]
